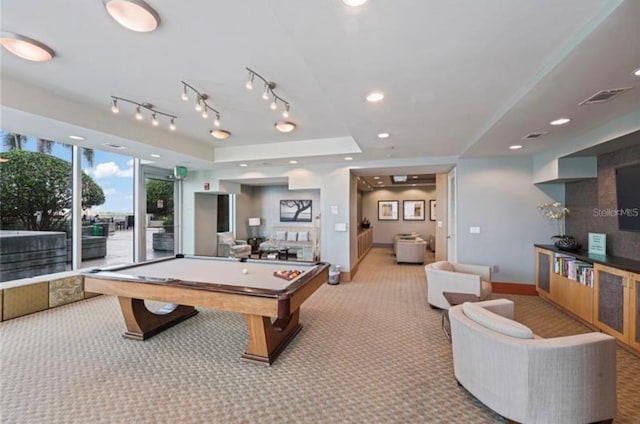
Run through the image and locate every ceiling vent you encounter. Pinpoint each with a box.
[579,88,631,105]
[521,132,548,140]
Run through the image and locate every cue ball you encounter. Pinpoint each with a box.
[242,268,248,274]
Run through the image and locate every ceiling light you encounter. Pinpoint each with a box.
[373,176,380,179]
[509,144,523,150]
[181,81,222,134]
[103,0,160,32]
[240,163,248,167]
[366,91,384,103]
[110,95,177,130]
[69,135,85,141]
[0,32,55,62]
[550,117,571,126]
[210,129,231,140]
[289,160,298,164]
[246,68,292,118]
[633,67,640,77]
[344,157,353,161]
[342,0,369,6]
[150,154,161,158]
[275,121,296,133]
[392,175,407,182]
[377,132,390,139]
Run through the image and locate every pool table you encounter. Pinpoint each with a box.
[83,255,329,365]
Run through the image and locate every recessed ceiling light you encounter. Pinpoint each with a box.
[210,129,231,140]
[373,176,380,179]
[342,0,369,6]
[377,132,390,139]
[103,0,160,32]
[633,67,640,77]
[0,32,55,62]
[101,143,127,150]
[366,91,384,103]
[344,157,353,161]
[150,153,161,158]
[550,117,571,126]
[412,184,417,187]
[275,121,296,133]
[289,160,298,164]
[509,145,523,150]
[68,135,85,141]
[239,163,248,167]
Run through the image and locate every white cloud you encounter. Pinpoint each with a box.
[126,158,134,166]
[91,161,133,179]
[103,188,117,196]
[125,195,133,200]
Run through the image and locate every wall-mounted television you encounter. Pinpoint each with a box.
[615,163,640,232]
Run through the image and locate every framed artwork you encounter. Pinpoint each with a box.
[403,200,425,221]
[378,200,399,221]
[429,200,436,221]
[280,200,312,222]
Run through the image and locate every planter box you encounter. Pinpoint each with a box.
[152,232,174,251]
[65,236,107,263]
[0,231,67,282]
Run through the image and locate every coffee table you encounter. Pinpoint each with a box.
[441,291,481,341]
[258,247,290,260]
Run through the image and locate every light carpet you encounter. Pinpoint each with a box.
[1,248,638,423]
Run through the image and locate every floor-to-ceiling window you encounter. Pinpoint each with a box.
[145,176,175,258]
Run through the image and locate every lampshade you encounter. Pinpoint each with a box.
[248,218,261,226]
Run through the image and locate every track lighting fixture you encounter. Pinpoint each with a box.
[245,67,291,117]
[110,96,177,130]
[180,81,223,127]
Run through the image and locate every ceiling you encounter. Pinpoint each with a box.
[1,0,639,183]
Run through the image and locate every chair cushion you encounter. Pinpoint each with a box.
[430,261,455,272]
[276,231,287,241]
[218,232,235,245]
[297,231,309,242]
[462,302,534,339]
[286,231,298,242]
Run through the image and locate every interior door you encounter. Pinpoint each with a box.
[447,168,457,262]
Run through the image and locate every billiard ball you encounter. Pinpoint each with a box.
[242,268,248,274]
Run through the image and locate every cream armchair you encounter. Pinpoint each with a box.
[424,261,492,309]
[216,232,251,258]
[395,239,427,264]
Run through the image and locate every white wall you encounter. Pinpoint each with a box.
[456,157,558,283]
[252,185,320,238]
[363,187,437,245]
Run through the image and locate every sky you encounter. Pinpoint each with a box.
[1,133,134,214]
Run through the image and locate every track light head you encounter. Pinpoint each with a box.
[111,98,119,113]
[181,85,188,101]
[169,118,176,131]
[246,72,254,90]
[151,112,159,126]
[135,106,143,120]
[214,114,221,127]
[202,109,209,119]
[282,104,290,118]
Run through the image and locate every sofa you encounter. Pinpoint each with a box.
[392,232,421,255]
[449,299,617,424]
[395,239,427,264]
[424,261,492,309]
[259,226,318,261]
[216,232,251,258]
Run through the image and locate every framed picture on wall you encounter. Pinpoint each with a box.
[403,200,425,221]
[280,200,312,222]
[378,200,399,221]
[429,200,436,221]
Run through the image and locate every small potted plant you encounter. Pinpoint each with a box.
[361,217,370,229]
[537,202,581,251]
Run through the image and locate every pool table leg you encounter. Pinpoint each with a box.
[118,297,198,340]
[241,309,302,365]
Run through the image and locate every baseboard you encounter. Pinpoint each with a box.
[491,282,537,296]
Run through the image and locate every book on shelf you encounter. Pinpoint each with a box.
[553,253,594,287]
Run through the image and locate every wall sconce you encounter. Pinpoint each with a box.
[110,96,177,131]
[180,81,227,134]
[245,67,291,118]
[0,32,55,62]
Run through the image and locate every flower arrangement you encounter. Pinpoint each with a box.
[361,217,371,229]
[537,202,569,236]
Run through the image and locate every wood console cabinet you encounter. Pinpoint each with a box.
[535,245,640,353]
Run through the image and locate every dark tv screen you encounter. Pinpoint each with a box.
[615,163,640,232]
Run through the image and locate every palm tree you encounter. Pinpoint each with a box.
[2,132,27,150]
[1,132,95,167]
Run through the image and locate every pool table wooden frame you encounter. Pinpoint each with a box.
[83,255,329,365]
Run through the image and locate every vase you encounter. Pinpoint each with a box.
[553,236,582,252]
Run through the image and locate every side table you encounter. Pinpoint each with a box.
[247,237,264,254]
[441,292,481,342]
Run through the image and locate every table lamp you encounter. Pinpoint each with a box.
[248,217,261,238]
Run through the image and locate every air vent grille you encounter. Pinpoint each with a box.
[579,88,631,105]
[521,132,548,140]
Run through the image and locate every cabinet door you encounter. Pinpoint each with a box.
[630,272,640,352]
[594,264,629,342]
[535,248,552,297]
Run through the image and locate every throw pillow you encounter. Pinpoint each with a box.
[286,231,298,242]
[218,232,236,246]
[297,231,309,242]
[462,302,534,339]
[276,231,287,241]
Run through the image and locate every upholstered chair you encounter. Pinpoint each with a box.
[424,261,492,309]
[216,232,251,258]
[395,239,427,264]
